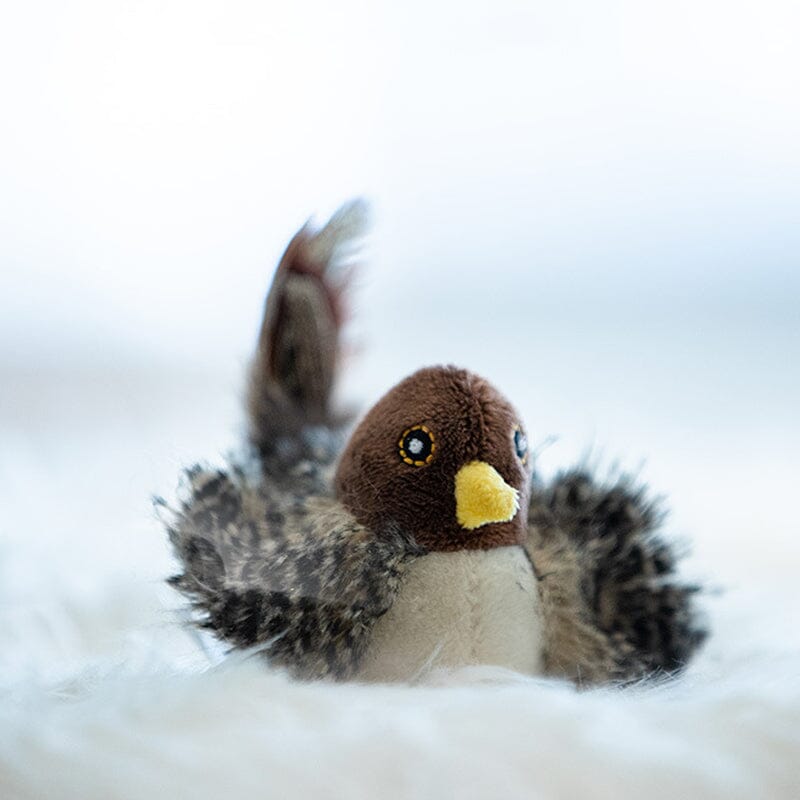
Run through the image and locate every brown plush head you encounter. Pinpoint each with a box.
[334,366,532,552]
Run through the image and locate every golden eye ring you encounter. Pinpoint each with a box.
[398,424,436,467]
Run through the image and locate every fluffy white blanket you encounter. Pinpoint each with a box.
[1,597,798,799]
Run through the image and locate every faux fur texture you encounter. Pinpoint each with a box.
[335,366,532,551]
[2,640,799,800]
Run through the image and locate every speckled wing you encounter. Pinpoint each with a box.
[166,201,421,680]
[165,464,420,680]
[526,471,707,686]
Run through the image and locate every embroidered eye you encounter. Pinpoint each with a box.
[399,425,436,466]
[513,426,528,464]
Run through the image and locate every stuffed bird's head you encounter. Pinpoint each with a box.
[334,366,532,551]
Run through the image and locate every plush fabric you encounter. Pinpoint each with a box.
[357,546,543,682]
[334,365,531,552]
[453,461,520,529]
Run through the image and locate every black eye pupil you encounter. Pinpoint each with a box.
[514,429,528,460]
[399,426,435,465]
[403,431,432,458]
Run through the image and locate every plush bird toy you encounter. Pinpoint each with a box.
[165,201,706,684]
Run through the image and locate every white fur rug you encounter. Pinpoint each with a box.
[1,364,799,800]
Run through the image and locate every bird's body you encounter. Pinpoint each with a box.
[165,201,706,685]
[357,546,543,681]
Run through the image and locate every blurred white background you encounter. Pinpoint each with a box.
[1,1,799,684]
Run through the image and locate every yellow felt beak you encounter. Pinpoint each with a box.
[454,461,520,530]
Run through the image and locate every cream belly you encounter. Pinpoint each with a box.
[356,545,544,682]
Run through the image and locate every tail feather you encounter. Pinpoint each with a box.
[247,200,368,472]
